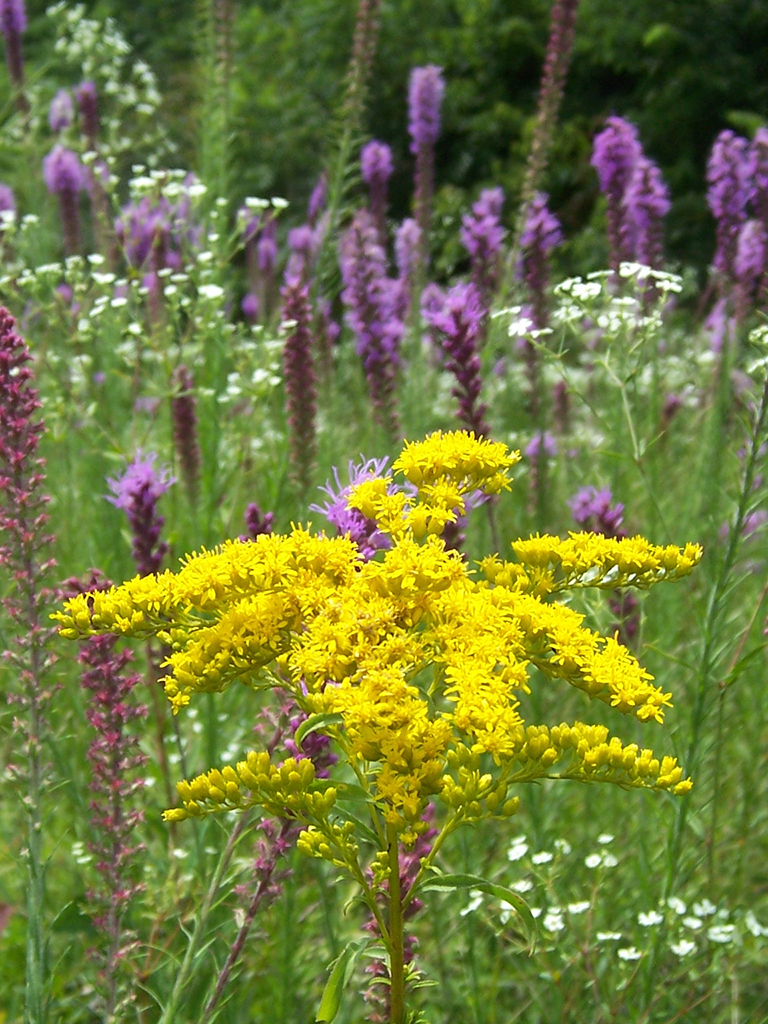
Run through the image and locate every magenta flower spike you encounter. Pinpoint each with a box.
[591,116,643,265]
[280,272,317,493]
[734,218,767,320]
[106,452,174,576]
[569,485,639,643]
[408,64,444,264]
[519,191,562,328]
[461,186,506,303]
[0,0,27,107]
[622,155,670,270]
[43,144,87,255]
[707,129,756,281]
[48,88,73,132]
[424,281,490,437]
[0,306,55,1017]
[339,208,403,440]
[171,365,202,502]
[361,140,394,241]
[75,80,99,149]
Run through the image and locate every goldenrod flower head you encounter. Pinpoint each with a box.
[55,431,698,842]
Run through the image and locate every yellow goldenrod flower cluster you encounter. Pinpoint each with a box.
[55,430,701,847]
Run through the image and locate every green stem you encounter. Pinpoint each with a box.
[387,823,405,1024]
[158,814,249,1024]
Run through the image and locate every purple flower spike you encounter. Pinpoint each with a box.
[307,172,327,227]
[623,155,670,269]
[0,182,15,216]
[48,88,73,132]
[361,140,393,240]
[408,64,444,264]
[461,187,506,302]
[339,209,402,439]
[707,129,755,280]
[107,452,174,576]
[242,502,274,540]
[591,116,643,268]
[43,144,86,195]
[311,457,391,560]
[408,65,444,154]
[43,145,87,255]
[0,0,26,98]
[424,282,489,437]
[520,191,562,328]
[171,366,201,502]
[75,80,99,147]
[570,485,625,538]
[734,218,767,319]
[280,273,317,493]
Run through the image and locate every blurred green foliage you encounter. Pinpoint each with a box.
[27,0,768,271]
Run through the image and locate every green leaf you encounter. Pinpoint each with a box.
[51,900,97,937]
[418,871,537,950]
[294,712,343,748]
[315,939,369,1022]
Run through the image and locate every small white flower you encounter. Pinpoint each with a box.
[670,939,696,957]
[667,897,687,916]
[618,947,642,961]
[507,838,528,862]
[597,833,615,845]
[692,899,717,917]
[568,901,590,915]
[530,907,542,919]
[198,283,224,300]
[682,916,702,930]
[638,910,664,927]
[543,911,565,932]
[531,851,553,865]
[596,931,622,942]
[744,910,768,938]
[601,853,618,868]
[585,853,602,869]
[171,847,189,860]
[554,839,572,855]
[270,196,289,209]
[510,878,533,894]
[707,924,736,944]
[110,297,128,308]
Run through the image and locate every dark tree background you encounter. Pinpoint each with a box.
[21,0,768,272]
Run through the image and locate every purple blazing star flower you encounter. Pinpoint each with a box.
[706,129,756,279]
[0,182,15,217]
[48,88,73,132]
[734,218,767,318]
[408,65,444,154]
[751,126,768,229]
[361,140,393,240]
[43,144,86,195]
[339,209,403,439]
[0,0,26,96]
[519,191,562,327]
[241,291,259,324]
[569,485,625,538]
[524,431,558,462]
[43,145,87,255]
[75,80,99,146]
[424,281,489,437]
[107,452,174,576]
[461,187,506,301]
[623,155,670,269]
[408,65,444,262]
[307,172,327,226]
[310,457,392,560]
[591,116,643,267]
